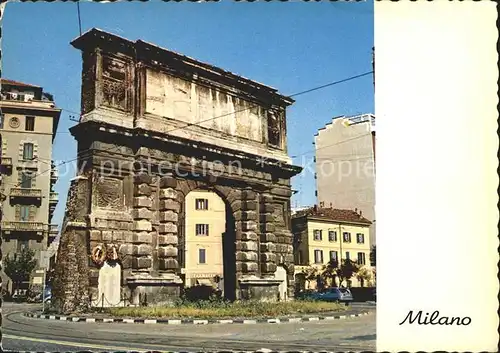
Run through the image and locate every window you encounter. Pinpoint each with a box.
[198,249,206,264]
[345,251,350,260]
[25,116,35,131]
[23,143,34,160]
[21,173,32,188]
[313,229,322,241]
[17,240,29,252]
[196,224,209,236]
[328,230,337,242]
[298,250,303,265]
[357,252,366,265]
[20,205,30,221]
[356,233,365,244]
[329,250,338,262]
[0,114,4,129]
[314,249,323,264]
[343,232,351,243]
[195,198,208,210]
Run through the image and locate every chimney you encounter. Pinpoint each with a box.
[355,208,358,213]
[360,210,363,216]
[329,202,332,208]
[313,204,318,212]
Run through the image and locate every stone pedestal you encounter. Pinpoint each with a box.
[238,276,282,302]
[126,274,182,306]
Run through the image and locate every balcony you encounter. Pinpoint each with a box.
[1,157,12,167]
[17,159,38,170]
[1,221,47,234]
[49,224,59,235]
[49,192,58,207]
[50,166,59,183]
[10,187,43,201]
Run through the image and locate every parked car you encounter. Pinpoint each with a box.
[295,289,316,301]
[316,287,353,304]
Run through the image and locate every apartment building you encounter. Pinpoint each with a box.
[292,206,372,289]
[181,190,226,288]
[0,79,61,290]
[314,113,376,245]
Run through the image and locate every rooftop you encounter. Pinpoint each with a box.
[293,205,372,225]
[315,113,375,137]
[1,78,41,88]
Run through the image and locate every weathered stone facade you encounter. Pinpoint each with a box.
[54,29,301,311]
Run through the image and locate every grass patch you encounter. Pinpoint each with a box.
[106,300,346,319]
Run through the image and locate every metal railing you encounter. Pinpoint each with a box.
[10,187,42,198]
[1,221,47,232]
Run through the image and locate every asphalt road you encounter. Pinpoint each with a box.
[2,302,376,352]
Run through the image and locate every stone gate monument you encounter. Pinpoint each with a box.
[53,28,302,312]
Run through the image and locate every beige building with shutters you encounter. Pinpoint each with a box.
[181,189,226,288]
[0,79,61,292]
[292,206,373,289]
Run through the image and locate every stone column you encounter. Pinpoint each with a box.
[259,192,277,277]
[236,187,259,277]
[131,172,154,273]
[157,174,179,273]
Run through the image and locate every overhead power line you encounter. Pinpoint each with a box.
[8,70,373,188]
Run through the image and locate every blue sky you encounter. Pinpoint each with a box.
[3,1,373,226]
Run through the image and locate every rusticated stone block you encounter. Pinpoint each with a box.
[159,176,177,188]
[260,233,276,243]
[90,230,101,241]
[102,230,113,241]
[159,223,177,234]
[284,254,294,263]
[239,231,258,241]
[271,187,292,197]
[259,214,274,223]
[159,188,178,200]
[135,184,152,196]
[158,246,178,258]
[261,204,274,213]
[159,210,178,223]
[240,241,258,252]
[260,194,273,203]
[241,221,258,232]
[241,262,258,273]
[134,196,152,208]
[244,201,258,211]
[277,236,285,244]
[231,200,243,212]
[283,237,293,245]
[132,208,154,220]
[132,232,153,244]
[233,211,258,221]
[119,244,134,256]
[263,223,275,232]
[123,231,134,243]
[260,242,276,253]
[158,234,178,246]
[134,173,153,185]
[242,189,256,200]
[261,252,277,263]
[159,199,180,212]
[134,220,152,232]
[286,245,294,253]
[236,251,258,262]
[261,262,277,273]
[121,256,133,269]
[286,264,295,274]
[226,190,242,204]
[112,231,124,241]
[159,258,179,270]
[135,244,152,256]
[133,257,152,269]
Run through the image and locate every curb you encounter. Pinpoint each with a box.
[24,311,371,325]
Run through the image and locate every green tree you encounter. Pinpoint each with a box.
[4,248,38,296]
[303,266,319,290]
[370,245,376,267]
[337,259,360,287]
[321,259,340,287]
